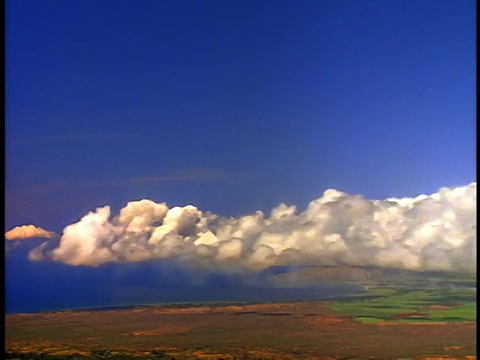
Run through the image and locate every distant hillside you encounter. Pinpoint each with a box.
[265,265,475,286]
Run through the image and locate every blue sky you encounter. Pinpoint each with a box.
[5,0,476,313]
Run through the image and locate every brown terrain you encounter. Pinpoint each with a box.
[5,300,476,359]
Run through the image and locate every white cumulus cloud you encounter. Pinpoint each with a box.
[24,183,476,274]
[5,225,58,241]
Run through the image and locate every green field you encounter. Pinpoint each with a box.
[332,276,476,324]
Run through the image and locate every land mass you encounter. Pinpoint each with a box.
[5,267,476,359]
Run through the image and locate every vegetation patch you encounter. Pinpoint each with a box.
[331,276,476,324]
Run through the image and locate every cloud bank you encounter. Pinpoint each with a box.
[5,225,58,241]
[16,183,477,274]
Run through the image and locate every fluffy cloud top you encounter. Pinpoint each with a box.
[24,183,476,274]
[5,225,58,241]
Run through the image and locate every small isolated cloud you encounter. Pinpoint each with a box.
[5,225,58,241]
[23,183,476,274]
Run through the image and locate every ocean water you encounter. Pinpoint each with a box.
[7,283,364,314]
[6,252,364,314]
